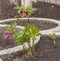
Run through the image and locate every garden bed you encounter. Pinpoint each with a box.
[1,35,60,61]
[0,1,60,20]
[0,19,57,50]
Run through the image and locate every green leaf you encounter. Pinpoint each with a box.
[24,24,40,40]
[36,32,41,36]
[14,31,23,38]
[15,5,23,11]
[15,24,40,45]
[26,7,37,14]
[49,32,56,39]
[32,37,36,41]
[11,22,16,29]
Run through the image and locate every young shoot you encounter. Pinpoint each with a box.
[49,32,56,47]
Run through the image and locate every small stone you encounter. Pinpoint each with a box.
[0,58,3,61]
[0,47,3,49]
[51,5,55,8]
[13,58,18,61]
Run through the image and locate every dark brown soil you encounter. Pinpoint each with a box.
[32,1,60,20]
[0,37,17,50]
[1,35,60,61]
[2,19,58,30]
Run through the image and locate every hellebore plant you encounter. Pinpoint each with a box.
[15,5,37,24]
[49,32,56,47]
[3,31,13,39]
[3,5,40,56]
[3,22,17,40]
[15,5,40,56]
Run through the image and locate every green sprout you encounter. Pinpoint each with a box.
[7,22,17,33]
[49,32,56,47]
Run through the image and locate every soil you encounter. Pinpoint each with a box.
[32,1,60,20]
[1,35,60,61]
[2,19,58,30]
[0,1,60,20]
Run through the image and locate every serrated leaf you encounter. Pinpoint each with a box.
[49,33,55,39]
[32,37,36,41]
[36,33,41,36]
[11,22,16,29]
[26,7,37,14]
[15,5,23,11]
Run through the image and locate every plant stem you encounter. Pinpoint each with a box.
[32,40,35,53]
[27,16,30,24]
[27,42,32,56]
[53,38,56,48]
[22,44,27,53]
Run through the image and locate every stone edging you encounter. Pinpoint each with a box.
[0,18,59,56]
[0,17,60,35]
[0,58,3,61]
